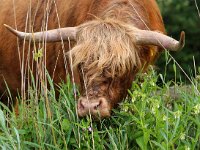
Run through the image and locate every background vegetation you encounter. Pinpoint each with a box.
[157,0,200,82]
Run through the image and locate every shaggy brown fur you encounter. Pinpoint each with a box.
[70,19,142,86]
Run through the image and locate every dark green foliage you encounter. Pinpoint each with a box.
[157,0,200,81]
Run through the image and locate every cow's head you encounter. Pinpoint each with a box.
[4,19,185,118]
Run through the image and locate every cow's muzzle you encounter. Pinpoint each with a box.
[77,97,111,118]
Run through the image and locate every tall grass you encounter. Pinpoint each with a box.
[0,66,200,149]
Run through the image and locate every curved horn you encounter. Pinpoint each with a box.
[134,29,185,51]
[4,24,78,42]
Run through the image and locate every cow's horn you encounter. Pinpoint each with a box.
[4,24,77,42]
[134,29,185,51]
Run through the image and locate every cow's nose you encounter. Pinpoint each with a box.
[78,98,102,110]
[77,97,111,118]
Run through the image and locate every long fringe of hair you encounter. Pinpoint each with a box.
[68,18,142,85]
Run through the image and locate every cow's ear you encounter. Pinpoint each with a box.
[4,24,78,42]
[134,28,185,51]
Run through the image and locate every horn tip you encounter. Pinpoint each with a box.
[3,24,8,27]
[179,31,185,49]
[4,24,13,30]
[4,24,18,36]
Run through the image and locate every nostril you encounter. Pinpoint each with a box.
[78,99,85,110]
[93,99,102,110]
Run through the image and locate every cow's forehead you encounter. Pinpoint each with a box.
[71,19,142,85]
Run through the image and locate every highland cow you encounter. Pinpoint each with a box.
[0,0,184,118]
